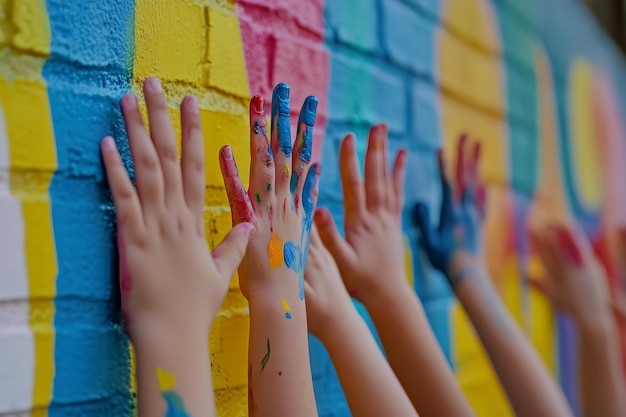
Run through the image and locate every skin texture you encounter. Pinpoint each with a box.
[101,77,253,417]
[414,135,573,417]
[304,224,419,417]
[219,84,320,417]
[315,125,474,417]
[530,225,626,417]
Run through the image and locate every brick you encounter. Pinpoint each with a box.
[438,28,505,117]
[328,53,406,135]
[441,0,500,54]
[271,36,329,119]
[210,312,250,390]
[411,79,441,150]
[237,13,271,98]
[403,0,442,20]
[237,0,324,40]
[382,0,436,76]
[46,0,133,69]
[326,0,379,53]
[206,6,249,97]
[10,0,50,55]
[134,0,205,83]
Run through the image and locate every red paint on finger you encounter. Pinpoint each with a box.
[553,227,584,267]
[456,134,468,200]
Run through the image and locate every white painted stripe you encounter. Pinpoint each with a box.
[0,106,34,414]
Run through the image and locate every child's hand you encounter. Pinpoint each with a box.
[102,77,253,343]
[530,225,612,326]
[219,83,320,302]
[303,225,355,340]
[413,134,486,288]
[313,125,408,304]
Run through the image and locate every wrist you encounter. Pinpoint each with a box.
[575,307,615,338]
[315,306,363,345]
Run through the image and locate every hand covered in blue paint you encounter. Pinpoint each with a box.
[219,84,321,303]
[315,125,409,305]
[413,135,486,288]
[303,224,355,340]
[101,77,253,342]
[530,224,612,326]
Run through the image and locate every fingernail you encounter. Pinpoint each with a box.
[222,145,233,160]
[122,93,138,109]
[299,96,318,126]
[241,222,255,235]
[252,95,264,114]
[187,95,199,115]
[102,136,116,152]
[145,77,162,93]
[274,83,290,100]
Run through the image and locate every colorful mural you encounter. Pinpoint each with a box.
[1,0,625,416]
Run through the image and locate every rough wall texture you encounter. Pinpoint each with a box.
[1,0,625,416]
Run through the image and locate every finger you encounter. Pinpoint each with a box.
[212,222,255,282]
[309,222,322,247]
[455,133,469,202]
[364,124,387,211]
[315,208,356,270]
[437,151,455,233]
[101,136,144,237]
[180,96,205,229]
[528,278,558,301]
[292,96,318,210]
[143,77,184,206]
[270,83,292,194]
[382,130,394,210]
[531,228,564,280]
[553,225,584,268]
[219,146,254,225]
[248,95,274,211]
[469,141,481,191]
[121,92,164,220]
[302,163,321,237]
[391,149,408,214]
[611,292,626,320]
[339,134,366,221]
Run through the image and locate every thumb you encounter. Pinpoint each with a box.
[314,208,355,270]
[212,222,254,281]
[413,203,435,250]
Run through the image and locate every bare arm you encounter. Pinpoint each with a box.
[305,225,418,417]
[531,225,626,417]
[317,127,474,416]
[219,86,319,417]
[414,135,573,417]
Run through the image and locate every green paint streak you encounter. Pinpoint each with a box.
[260,338,270,373]
[267,182,272,192]
[255,193,261,205]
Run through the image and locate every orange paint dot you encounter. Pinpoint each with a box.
[268,232,285,269]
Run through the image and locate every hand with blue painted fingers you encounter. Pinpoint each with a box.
[219,84,319,417]
[304,225,419,417]
[413,134,486,288]
[102,77,253,417]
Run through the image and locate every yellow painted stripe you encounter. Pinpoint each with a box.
[0,3,56,411]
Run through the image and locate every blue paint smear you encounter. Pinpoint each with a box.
[283,241,304,300]
[271,83,292,157]
[296,96,318,163]
[163,392,192,417]
[44,0,135,415]
[285,312,292,320]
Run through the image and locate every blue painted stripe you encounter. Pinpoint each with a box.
[44,0,135,415]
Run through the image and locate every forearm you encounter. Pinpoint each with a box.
[576,313,626,417]
[134,328,215,417]
[320,307,418,417]
[365,285,475,417]
[455,269,572,417]
[248,293,317,417]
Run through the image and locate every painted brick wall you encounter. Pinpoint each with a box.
[1,1,626,416]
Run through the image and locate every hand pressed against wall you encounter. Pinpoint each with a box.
[413,134,486,288]
[102,77,252,417]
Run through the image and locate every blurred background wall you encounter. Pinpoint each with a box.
[1,0,625,416]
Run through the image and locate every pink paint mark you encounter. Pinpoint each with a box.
[553,227,584,267]
[278,371,282,376]
[294,194,300,211]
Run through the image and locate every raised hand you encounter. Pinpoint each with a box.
[413,134,485,288]
[218,83,320,417]
[314,124,408,304]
